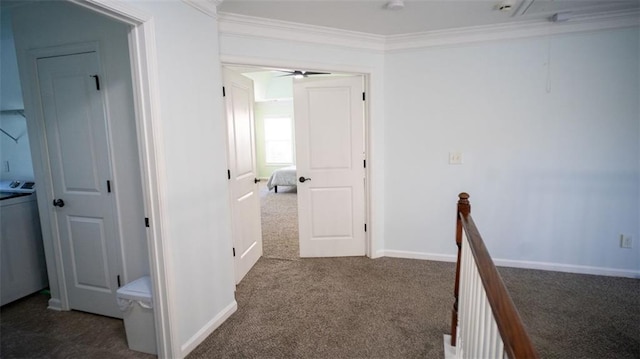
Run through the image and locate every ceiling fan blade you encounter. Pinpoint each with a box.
[302,71,331,76]
[275,70,331,77]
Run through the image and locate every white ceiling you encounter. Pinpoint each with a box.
[218,0,640,35]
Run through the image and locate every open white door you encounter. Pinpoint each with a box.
[223,68,263,283]
[294,76,366,257]
[37,51,123,318]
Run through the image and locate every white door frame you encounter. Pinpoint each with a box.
[31,42,125,318]
[18,1,176,357]
[220,56,373,258]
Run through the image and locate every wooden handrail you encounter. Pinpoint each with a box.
[451,193,539,359]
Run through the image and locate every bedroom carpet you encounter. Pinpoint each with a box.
[259,182,299,261]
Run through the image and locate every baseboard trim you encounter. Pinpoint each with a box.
[47,298,63,311]
[443,334,457,359]
[378,250,639,278]
[180,300,238,356]
[377,250,456,262]
[492,258,640,279]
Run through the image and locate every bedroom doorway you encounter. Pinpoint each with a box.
[222,65,369,268]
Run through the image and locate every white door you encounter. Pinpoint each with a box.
[294,76,366,257]
[37,51,123,318]
[223,68,263,284]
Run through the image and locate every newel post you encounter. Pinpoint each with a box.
[451,192,470,346]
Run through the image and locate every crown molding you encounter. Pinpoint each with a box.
[217,12,386,52]
[218,9,639,52]
[386,9,640,51]
[182,0,222,18]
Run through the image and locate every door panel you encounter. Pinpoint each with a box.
[310,187,353,237]
[52,74,102,192]
[67,216,110,290]
[223,68,263,284]
[295,76,365,257]
[37,51,122,318]
[308,88,352,169]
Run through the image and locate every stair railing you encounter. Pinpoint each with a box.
[450,193,539,359]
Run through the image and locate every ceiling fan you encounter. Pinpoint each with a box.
[277,70,330,78]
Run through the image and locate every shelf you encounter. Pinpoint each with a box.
[0,109,26,143]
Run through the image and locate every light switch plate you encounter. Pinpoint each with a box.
[620,235,632,249]
[449,152,463,165]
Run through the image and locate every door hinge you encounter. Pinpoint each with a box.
[364,159,366,168]
[364,223,367,232]
[222,86,226,97]
[362,92,366,101]
[117,275,121,288]
[227,169,231,180]
[90,74,100,91]
[106,180,111,193]
[145,217,150,227]
[232,247,236,257]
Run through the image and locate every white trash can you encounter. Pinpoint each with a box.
[116,276,157,355]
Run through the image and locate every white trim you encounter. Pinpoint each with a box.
[70,0,151,24]
[218,9,640,52]
[182,0,222,18]
[378,250,457,263]
[385,9,640,51]
[62,1,177,357]
[219,55,374,79]
[47,298,63,311]
[126,19,178,359]
[19,44,70,313]
[443,334,457,359]
[179,300,238,356]
[378,250,640,278]
[217,12,385,52]
[493,258,640,279]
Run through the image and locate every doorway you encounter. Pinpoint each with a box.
[223,64,370,281]
[10,1,148,318]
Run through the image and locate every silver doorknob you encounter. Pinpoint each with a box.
[299,177,311,183]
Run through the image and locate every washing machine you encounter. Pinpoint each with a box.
[0,180,49,306]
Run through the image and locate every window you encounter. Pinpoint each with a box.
[264,117,293,164]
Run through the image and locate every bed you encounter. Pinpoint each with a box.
[266,165,297,193]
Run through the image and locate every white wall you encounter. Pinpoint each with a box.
[0,10,33,181]
[244,70,293,101]
[219,34,387,255]
[384,28,639,276]
[122,1,236,356]
[220,23,638,276]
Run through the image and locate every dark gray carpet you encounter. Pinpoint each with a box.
[186,256,640,359]
[188,183,640,358]
[188,257,454,359]
[0,292,154,358]
[2,184,638,358]
[502,266,640,359]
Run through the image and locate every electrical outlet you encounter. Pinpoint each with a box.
[449,152,463,165]
[620,235,632,249]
